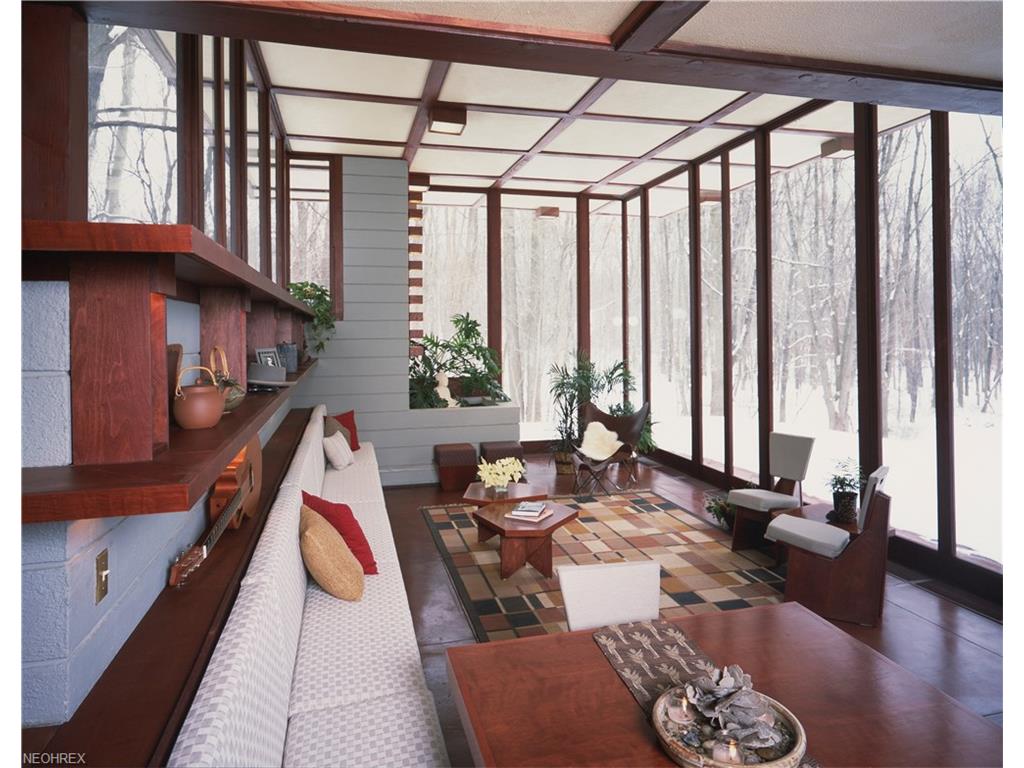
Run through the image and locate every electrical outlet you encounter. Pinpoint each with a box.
[95,549,109,604]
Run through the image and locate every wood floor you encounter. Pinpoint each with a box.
[384,455,1003,767]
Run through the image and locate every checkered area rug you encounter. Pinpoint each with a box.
[422,491,786,642]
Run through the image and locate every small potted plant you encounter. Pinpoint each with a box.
[705,493,735,531]
[828,459,860,523]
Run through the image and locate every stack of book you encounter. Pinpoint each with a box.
[505,501,552,523]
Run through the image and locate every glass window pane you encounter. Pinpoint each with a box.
[879,115,936,545]
[246,70,261,270]
[950,112,1002,567]
[626,196,644,406]
[421,198,488,340]
[649,177,691,458]
[700,165,725,471]
[501,202,577,440]
[202,35,216,238]
[289,160,330,286]
[270,134,277,281]
[771,103,858,500]
[589,202,624,381]
[224,38,233,252]
[88,25,177,223]
[730,146,759,483]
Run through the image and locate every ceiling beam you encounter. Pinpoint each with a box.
[248,41,287,141]
[79,1,1001,115]
[611,1,708,53]
[404,61,450,164]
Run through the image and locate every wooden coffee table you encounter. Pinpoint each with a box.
[447,602,1002,767]
[471,501,577,579]
[461,482,548,507]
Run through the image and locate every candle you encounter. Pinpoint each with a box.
[666,691,696,725]
[711,737,743,765]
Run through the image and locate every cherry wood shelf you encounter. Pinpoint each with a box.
[22,407,312,767]
[22,362,317,523]
[22,219,313,316]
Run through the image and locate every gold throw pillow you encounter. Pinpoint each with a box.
[299,505,365,601]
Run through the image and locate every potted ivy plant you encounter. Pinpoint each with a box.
[828,459,860,523]
[288,281,336,354]
[705,493,735,531]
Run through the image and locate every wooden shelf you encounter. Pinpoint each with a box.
[22,407,312,767]
[22,362,317,523]
[22,220,313,317]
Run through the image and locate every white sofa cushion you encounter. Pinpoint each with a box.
[288,573,425,717]
[323,431,355,469]
[345,500,399,564]
[283,684,449,768]
[727,488,800,512]
[320,442,385,505]
[765,514,851,558]
[168,584,292,768]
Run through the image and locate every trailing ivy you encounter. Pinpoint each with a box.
[288,281,336,353]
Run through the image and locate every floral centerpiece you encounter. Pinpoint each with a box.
[477,457,525,495]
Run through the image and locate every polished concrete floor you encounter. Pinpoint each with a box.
[385,454,1003,766]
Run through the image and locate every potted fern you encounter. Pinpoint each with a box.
[828,459,860,523]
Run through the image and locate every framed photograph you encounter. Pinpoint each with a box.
[255,347,282,367]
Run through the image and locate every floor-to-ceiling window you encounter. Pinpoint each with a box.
[589,201,625,376]
[771,104,858,499]
[648,177,691,457]
[949,112,1002,567]
[246,65,261,270]
[421,192,488,340]
[501,197,577,440]
[288,159,330,285]
[700,164,725,470]
[87,26,177,224]
[626,196,644,406]
[730,145,759,482]
[202,35,217,238]
[879,112,937,545]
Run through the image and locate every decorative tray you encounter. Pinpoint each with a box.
[652,686,807,768]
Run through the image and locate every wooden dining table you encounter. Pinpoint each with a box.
[447,602,1001,767]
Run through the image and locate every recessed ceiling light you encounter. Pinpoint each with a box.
[429,104,467,135]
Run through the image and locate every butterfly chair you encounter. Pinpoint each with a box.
[571,402,650,495]
[726,432,815,551]
[766,467,891,626]
[556,560,661,631]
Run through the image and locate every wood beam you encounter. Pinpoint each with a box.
[612,1,708,53]
[621,201,630,405]
[249,41,287,140]
[576,196,591,358]
[229,39,248,260]
[258,87,273,276]
[79,2,1001,115]
[754,129,773,488]
[404,61,450,164]
[213,37,227,246]
[486,189,502,363]
[280,148,291,286]
[176,34,204,228]
[721,155,733,478]
[328,156,343,319]
[640,188,652,406]
[688,166,702,464]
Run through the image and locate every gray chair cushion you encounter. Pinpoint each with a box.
[727,488,800,512]
[765,515,851,558]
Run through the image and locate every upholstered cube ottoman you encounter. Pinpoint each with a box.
[434,442,478,491]
[480,441,526,479]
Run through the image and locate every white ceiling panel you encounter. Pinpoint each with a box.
[546,119,684,157]
[260,42,430,98]
[587,80,747,122]
[340,1,637,36]
[412,147,520,176]
[656,127,747,161]
[770,132,833,167]
[611,160,682,186]
[277,95,416,142]
[514,154,628,182]
[288,139,404,158]
[440,63,597,111]
[589,183,635,196]
[730,142,756,165]
[649,186,688,217]
[500,194,575,211]
[423,111,558,151]
[423,190,485,207]
[428,175,495,188]
[878,106,930,132]
[290,167,329,190]
[785,102,854,133]
[502,179,588,193]
[719,94,811,127]
[668,1,1001,81]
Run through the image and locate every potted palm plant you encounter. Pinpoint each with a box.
[828,459,860,523]
[410,313,506,408]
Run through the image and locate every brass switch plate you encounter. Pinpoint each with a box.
[95,549,109,604]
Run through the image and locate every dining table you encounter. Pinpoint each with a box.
[446,602,1001,767]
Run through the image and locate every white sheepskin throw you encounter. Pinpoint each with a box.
[579,421,624,461]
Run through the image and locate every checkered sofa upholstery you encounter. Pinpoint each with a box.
[169,406,449,768]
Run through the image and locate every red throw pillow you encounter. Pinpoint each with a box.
[331,411,360,451]
[301,492,378,575]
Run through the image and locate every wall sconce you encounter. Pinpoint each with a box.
[535,206,560,219]
[820,136,855,159]
[428,104,467,135]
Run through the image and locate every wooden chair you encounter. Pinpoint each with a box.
[556,560,661,631]
[771,482,892,627]
[571,402,650,495]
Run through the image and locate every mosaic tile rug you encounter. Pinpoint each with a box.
[422,491,786,642]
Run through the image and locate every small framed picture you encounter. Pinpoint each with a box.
[255,348,282,367]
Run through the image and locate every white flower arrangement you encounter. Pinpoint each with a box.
[477,456,525,490]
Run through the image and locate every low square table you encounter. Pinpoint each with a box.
[471,501,577,579]
[461,482,548,507]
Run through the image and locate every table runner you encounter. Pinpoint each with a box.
[593,619,820,767]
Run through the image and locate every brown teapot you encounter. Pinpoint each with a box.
[173,365,228,430]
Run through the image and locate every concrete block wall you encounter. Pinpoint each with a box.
[293,157,519,485]
[21,286,295,726]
